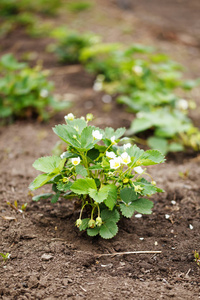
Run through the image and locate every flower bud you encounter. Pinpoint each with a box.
[151,181,156,186]
[62,177,69,183]
[75,219,82,228]
[95,217,103,227]
[86,113,94,121]
[134,185,143,193]
[88,219,96,228]
[123,178,129,184]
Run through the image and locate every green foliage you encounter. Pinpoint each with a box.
[0,252,10,263]
[66,1,92,13]
[0,0,62,37]
[0,54,70,124]
[194,250,200,266]
[30,114,165,239]
[49,28,100,63]
[0,0,62,17]
[52,29,200,154]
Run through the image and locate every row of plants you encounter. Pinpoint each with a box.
[30,114,165,239]
[0,0,92,38]
[50,28,200,154]
[0,54,70,124]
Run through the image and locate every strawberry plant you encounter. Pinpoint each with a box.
[0,0,62,37]
[51,30,200,154]
[0,54,70,124]
[30,113,165,239]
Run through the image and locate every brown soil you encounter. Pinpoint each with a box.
[0,1,200,299]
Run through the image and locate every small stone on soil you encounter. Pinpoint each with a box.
[41,253,53,261]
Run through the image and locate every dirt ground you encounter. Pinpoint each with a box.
[0,1,200,299]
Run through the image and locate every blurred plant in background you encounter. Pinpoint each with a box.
[50,29,200,154]
[0,54,70,124]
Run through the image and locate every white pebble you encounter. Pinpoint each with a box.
[102,94,112,103]
[189,224,193,230]
[165,214,170,219]
[171,200,176,205]
[139,237,144,240]
[135,213,142,218]
[154,241,158,246]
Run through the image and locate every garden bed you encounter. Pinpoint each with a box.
[0,1,200,299]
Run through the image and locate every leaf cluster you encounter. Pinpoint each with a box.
[30,114,165,239]
[0,54,70,124]
[52,29,200,154]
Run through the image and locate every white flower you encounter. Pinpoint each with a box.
[65,113,75,121]
[60,152,67,159]
[132,65,143,75]
[120,152,131,165]
[40,89,49,98]
[134,166,144,174]
[177,99,188,110]
[124,143,132,150]
[92,130,103,140]
[71,157,81,166]
[110,157,121,170]
[111,136,116,144]
[106,151,116,159]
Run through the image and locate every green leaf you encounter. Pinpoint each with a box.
[104,184,117,210]
[126,144,144,162]
[66,118,87,134]
[99,221,118,239]
[119,202,135,218]
[1,53,26,70]
[53,124,81,148]
[51,192,60,203]
[128,118,153,135]
[134,179,157,196]
[168,142,184,152]
[101,209,120,223]
[89,185,109,203]
[132,198,153,214]
[88,164,103,170]
[147,136,168,155]
[57,181,72,192]
[29,173,55,190]
[120,187,138,203]
[138,149,165,166]
[79,218,90,231]
[104,127,125,139]
[87,148,100,161]
[70,178,96,195]
[33,156,65,173]
[80,126,101,150]
[119,187,138,218]
[75,164,88,177]
[32,193,53,202]
[87,226,100,237]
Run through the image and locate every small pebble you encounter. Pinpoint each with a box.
[154,241,158,246]
[139,237,144,240]
[135,214,142,218]
[189,224,193,230]
[41,254,53,261]
[165,214,170,219]
[171,200,176,205]
[102,94,112,103]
